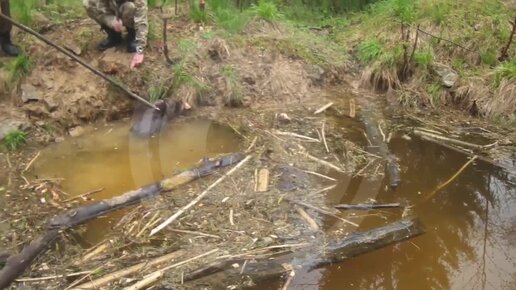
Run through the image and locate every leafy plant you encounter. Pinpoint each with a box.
[250,0,283,22]
[358,39,383,63]
[3,130,27,151]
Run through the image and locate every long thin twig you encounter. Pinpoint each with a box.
[314,102,334,114]
[150,155,252,236]
[162,17,174,65]
[15,271,92,282]
[23,151,40,172]
[422,156,478,202]
[321,122,330,153]
[303,170,337,182]
[63,188,104,203]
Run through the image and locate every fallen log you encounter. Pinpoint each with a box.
[0,230,59,290]
[335,203,401,210]
[357,104,401,190]
[185,218,424,283]
[49,153,244,229]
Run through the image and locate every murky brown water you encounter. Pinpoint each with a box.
[33,113,515,289]
[33,119,242,245]
[261,135,516,290]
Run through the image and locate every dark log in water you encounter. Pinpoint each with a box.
[0,230,59,290]
[360,109,401,190]
[49,152,244,229]
[185,218,424,283]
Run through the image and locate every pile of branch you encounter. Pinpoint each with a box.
[0,153,245,289]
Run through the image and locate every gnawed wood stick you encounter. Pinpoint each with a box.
[314,102,334,114]
[304,153,345,173]
[70,250,185,290]
[303,170,337,182]
[295,206,319,232]
[287,199,358,227]
[76,240,111,265]
[413,129,486,150]
[124,249,219,290]
[322,122,330,153]
[150,155,252,236]
[256,168,269,192]
[335,203,401,210]
[273,130,320,142]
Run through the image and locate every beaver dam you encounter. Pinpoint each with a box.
[0,88,515,290]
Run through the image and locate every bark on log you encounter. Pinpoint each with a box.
[185,218,424,283]
[357,104,401,190]
[0,230,59,290]
[49,153,244,229]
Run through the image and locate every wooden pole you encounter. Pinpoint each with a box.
[0,13,159,111]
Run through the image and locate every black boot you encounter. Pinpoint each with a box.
[126,28,137,53]
[97,24,122,51]
[0,33,21,57]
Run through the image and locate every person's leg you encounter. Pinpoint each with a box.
[0,0,21,57]
[82,0,122,51]
[119,2,137,53]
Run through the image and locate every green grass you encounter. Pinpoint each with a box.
[494,60,516,85]
[414,48,433,67]
[3,130,27,151]
[222,65,243,106]
[250,0,283,22]
[148,85,168,102]
[190,0,208,23]
[11,0,38,25]
[8,54,31,81]
[358,39,383,63]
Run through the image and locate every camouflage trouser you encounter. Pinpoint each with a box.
[83,0,136,29]
[0,0,12,34]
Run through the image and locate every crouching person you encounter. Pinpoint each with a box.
[0,0,21,56]
[83,0,147,68]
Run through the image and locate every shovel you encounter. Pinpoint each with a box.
[0,12,160,111]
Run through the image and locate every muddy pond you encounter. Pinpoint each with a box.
[32,113,515,289]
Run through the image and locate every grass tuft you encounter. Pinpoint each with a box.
[3,130,27,151]
[250,0,283,22]
[358,39,383,63]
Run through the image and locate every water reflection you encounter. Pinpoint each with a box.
[288,136,516,290]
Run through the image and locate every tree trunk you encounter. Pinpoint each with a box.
[185,218,424,283]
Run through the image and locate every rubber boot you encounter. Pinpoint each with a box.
[0,33,21,57]
[126,28,137,53]
[97,24,122,51]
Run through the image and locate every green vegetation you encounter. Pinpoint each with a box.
[3,130,27,151]
[358,40,383,63]
[494,60,516,85]
[249,0,283,22]
[8,54,31,82]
